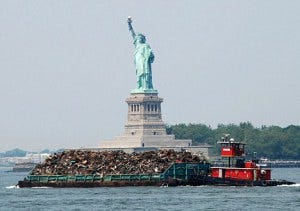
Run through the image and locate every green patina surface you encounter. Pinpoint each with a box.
[127,17,158,94]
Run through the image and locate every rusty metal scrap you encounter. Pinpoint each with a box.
[31,150,208,176]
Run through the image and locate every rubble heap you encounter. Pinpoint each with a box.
[31,150,208,176]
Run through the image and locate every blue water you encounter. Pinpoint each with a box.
[0,168,299,210]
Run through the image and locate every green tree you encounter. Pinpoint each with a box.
[167,122,300,159]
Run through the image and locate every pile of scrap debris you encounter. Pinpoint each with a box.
[31,149,208,176]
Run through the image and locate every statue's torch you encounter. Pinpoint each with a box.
[127,16,136,38]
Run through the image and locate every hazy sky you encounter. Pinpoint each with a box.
[0,1,299,151]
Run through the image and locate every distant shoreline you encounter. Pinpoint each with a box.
[262,160,300,168]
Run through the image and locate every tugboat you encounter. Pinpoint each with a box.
[208,134,295,186]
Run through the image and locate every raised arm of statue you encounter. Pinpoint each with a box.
[127,16,136,39]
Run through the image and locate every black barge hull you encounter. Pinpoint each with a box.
[18,176,295,188]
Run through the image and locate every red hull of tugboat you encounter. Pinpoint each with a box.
[211,166,271,181]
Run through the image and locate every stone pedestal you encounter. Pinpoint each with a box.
[99,93,192,148]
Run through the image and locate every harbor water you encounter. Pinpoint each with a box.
[0,167,299,210]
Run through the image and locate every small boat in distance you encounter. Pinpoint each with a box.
[12,162,36,172]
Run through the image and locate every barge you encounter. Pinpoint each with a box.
[18,162,211,188]
[17,137,295,187]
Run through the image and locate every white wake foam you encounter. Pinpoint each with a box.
[5,185,19,189]
[279,183,300,187]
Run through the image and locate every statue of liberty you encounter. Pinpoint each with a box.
[127,17,156,93]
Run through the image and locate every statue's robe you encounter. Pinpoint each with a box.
[134,43,154,89]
